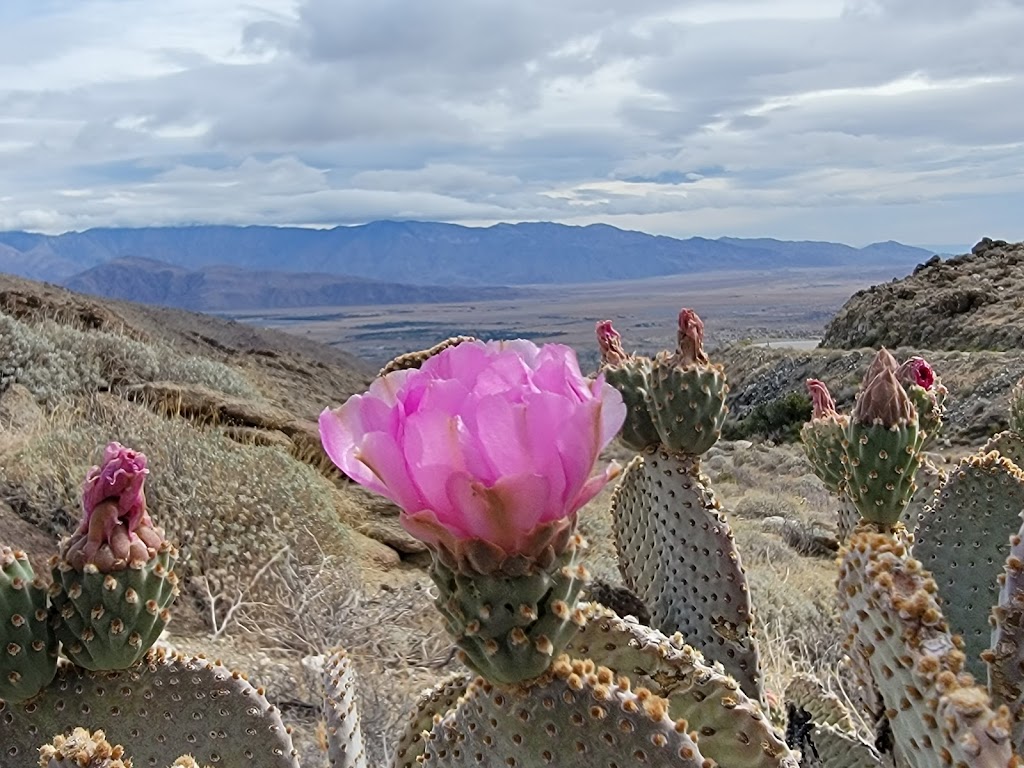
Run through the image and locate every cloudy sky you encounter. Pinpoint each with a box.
[1,0,1022,246]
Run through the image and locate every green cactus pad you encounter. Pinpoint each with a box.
[985,528,1024,753]
[1011,378,1024,436]
[843,419,922,527]
[784,674,883,768]
[784,674,863,736]
[419,655,710,768]
[0,547,57,703]
[905,383,946,449]
[392,672,472,768]
[566,604,796,768]
[838,532,1016,768]
[37,727,131,768]
[914,452,1024,680]
[378,336,478,376]
[429,536,587,684]
[645,360,728,456]
[787,719,883,768]
[319,648,366,768]
[0,648,300,768]
[602,360,661,451]
[800,417,848,497]
[49,542,179,671]
[609,449,763,699]
[983,431,1024,469]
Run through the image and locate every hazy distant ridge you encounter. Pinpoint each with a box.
[0,221,937,286]
[62,257,524,311]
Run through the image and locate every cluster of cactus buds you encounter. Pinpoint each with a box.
[802,349,946,532]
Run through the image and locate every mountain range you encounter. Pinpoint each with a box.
[62,257,524,312]
[0,221,939,289]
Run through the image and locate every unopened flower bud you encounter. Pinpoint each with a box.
[853,368,915,427]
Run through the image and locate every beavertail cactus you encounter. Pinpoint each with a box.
[320,339,625,684]
[49,443,179,670]
[843,349,924,528]
[915,453,1024,680]
[0,546,57,702]
[599,312,762,700]
[838,533,1016,768]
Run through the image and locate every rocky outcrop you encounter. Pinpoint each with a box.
[820,238,1024,351]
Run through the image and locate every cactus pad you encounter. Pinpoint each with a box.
[984,431,1024,469]
[601,360,661,451]
[319,648,366,768]
[646,357,728,456]
[0,547,57,703]
[392,672,472,768]
[843,419,923,527]
[49,541,179,671]
[37,727,131,768]
[0,648,300,768]
[838,532,1016,768]
[801,417,848,497]
[378,336,477,376]
[609,449,762,699]
[914,453,1024,679]
[566,604,796,767]
[429,536,588,684]
[784,674,883,768]
[985,530,1024,753]
[419,656,710,768]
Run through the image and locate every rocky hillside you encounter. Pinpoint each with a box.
[820,237,1024,351]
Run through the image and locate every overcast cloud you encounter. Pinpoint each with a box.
[1,0,1022,245]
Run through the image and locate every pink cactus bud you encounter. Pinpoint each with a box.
[860,348,899,388]
[677,308,710,365]
[65,442,164,570]
[319,340,626,563]
[852,368,915,427]
[806,379,838,420]
[896,356,935,391]
[596,320,628,366]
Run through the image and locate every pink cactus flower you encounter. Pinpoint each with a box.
[897,356,935,391]
[66,442,163,570]
[320,340,626,562]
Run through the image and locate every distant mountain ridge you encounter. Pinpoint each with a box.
[0,221,937,287]
[62,257,524,312]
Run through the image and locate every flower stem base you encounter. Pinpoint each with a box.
[429,535,588,685]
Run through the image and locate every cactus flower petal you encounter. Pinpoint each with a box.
[320,339,626,563]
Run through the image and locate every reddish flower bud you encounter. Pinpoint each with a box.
[806,379,838,420]
[896,356,935,391]
[596,320,628,366]
[676,308,709,366]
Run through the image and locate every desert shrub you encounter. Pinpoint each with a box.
[723,391,811,443]
[0,396,356,626]
[0,311,259,406]
[731,489,799,520]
